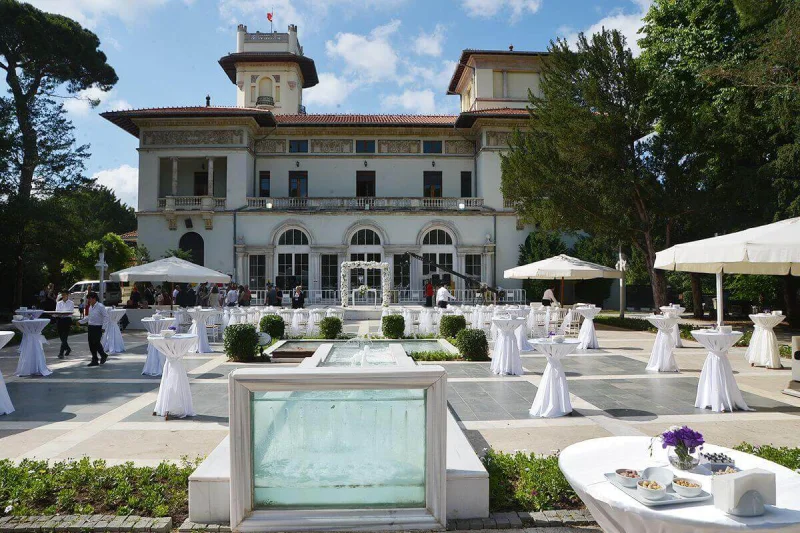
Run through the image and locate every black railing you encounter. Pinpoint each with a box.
[256,96,274,107]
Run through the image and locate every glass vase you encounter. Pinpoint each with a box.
[668,446,699,471]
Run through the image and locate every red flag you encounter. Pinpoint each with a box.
[267,12,273,22]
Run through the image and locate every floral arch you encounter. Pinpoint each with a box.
[340,261,391,307]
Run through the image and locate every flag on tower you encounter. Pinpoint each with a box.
[267,12,273,22]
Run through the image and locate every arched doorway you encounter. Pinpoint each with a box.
[348,228,383,288]
[179,231,204,265]
[275,228,310,292]
[421,228,455,287]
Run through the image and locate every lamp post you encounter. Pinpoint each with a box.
[95,247,108,304]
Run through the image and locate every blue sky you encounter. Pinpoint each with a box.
[21,0,652,207]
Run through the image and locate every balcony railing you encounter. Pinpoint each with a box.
[256,96,275,108]
[298,104,307,115]
[246,197,485,211]
[250,288,526,305]
[157,196,227,211]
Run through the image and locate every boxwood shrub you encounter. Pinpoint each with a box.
[382,315,405,339]
[319,317,342,339]
[259,314,285,339]
[455,328,489,361]
[440,315,467,338]
[224,323,259,362]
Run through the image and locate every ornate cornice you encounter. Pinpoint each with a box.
[311,139,353,153]
[378,140,421,154]
[142,129,246,147]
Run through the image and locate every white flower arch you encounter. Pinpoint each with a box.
[340,261,391,307]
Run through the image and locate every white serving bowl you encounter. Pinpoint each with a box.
[552,335,565,344]
[642,466,674,489]
[637,480,666,500]
[162,330,176,338]
[615,468,641,488]
[673,478,702,497]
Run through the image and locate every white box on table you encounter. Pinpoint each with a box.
[712,468,776,515]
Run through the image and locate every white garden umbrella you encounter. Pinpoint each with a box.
[654,216,800,326]
[110,256,230,283]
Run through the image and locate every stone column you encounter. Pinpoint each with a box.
[235,241,246,284]
[171,157,178,196]
[310,252,321,298]
[456,253,466,292]
[207,157,214,197]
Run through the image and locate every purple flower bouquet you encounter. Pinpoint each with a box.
[651,425,704,470]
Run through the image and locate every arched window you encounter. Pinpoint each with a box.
[258,77,273,98]
[423,229,453,246]
[278,229,309,246]
[179,231,204,266]
[350,228,381,246]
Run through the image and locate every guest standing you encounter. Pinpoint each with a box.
[225,285,239,307]
[210,285,220,308]
[266,284,277,306]
[291,286,305,309]
[130,286,142,308]
[55,289,74,359]
[436,284,454,309]
[79,292,108,367]
[424,281,434,307]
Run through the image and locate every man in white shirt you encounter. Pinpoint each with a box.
[55,289,75,359]
[79,292,108,366]
[436,284,454,309]
[172,285,180,302]
[542,285,559,306]
[225,285,239,307]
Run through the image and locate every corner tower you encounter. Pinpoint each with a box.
[219,24,319,114]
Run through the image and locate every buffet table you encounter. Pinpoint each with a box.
[660,305,686,348]
[102,308,126,354]
[560,436,800,533]
[746,313,785,369]
[149,334,197,419]
[692,329,751,412]
[575,306,601,350]
[529,338,580,417]
[187,308,219,354]
[141,316,174,376]
[0,331,15,415]
[490,317,525,376]
[12,319,52,377]
[645,315,680,373]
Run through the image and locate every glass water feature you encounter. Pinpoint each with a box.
[251,388,426,509]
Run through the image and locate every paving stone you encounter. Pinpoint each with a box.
[543,510,561,525]
[107,516,129,532]
[493,516,512,529]
[481,517,497,529]
[467,518,484,530]
[151,517,172,533]
[121,516,141,532]
[131,517,152,533]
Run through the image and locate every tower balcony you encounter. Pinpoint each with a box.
[255,96,275,109]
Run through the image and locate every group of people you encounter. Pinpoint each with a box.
[424,281,455,309]
[53,289,108,366]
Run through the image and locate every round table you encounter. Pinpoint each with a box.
[15,309,44,320]
[141,317,175,376]
[149,334,197,419]
[560,436,800,533]
[529,339,580,417]
[645,315,680,373]
[490,317,526,376]
[12,319,52,377]
[506,309,533,351]
[661,305,686,348]
[0,331,15,415]
[691,329,751,412]
[576,306,601,350]
[187,309,219,354]
[746,314,785,369]
[101,308,126,354]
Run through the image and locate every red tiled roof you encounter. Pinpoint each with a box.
[120,230,138,240]
[447,49,549,94]
[454,107,531,127]
[274,114,458,127]
[100,106,277,136]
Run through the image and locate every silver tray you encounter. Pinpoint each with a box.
[604,473,713,507]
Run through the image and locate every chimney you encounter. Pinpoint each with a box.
[236,24,247,52]
[288,24,298,54]
[205,95,211,107]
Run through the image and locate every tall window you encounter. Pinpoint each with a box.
[393,254,410,290]
[356,171,376,197]
[423,140,442,154]
[461,171,472,197]
[321,254,339,299]
[289,171,308,198]
[289,140,308,153]
[259,171,271,197]
[249,255,266,290]
[277,253,309,292]
[278,229,309,245]
[422,253,437,276]
[465,254,482,281]
[350,228,381,246]
[423,171,442,198]
[350,253,382,288]
[355,140,375,153]
[193,172,208,196]
[423,229,453,245]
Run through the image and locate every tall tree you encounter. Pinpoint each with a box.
[501,29,701,308]
[0,0,117,307]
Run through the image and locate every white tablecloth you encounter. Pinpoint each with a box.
[490,317,525,375]
[141,317,174,376]
[692,330,751,412]
[0,331,15,415]
[187,309,218,354]
[101,309,126,354]
[529,339,580,417]
[15,309,44,320]
[12,319,52,377]
[576,306,601,350]
[746,314,785,369]
[560,436,800,533]
[661,305,685,348]
[150,334,197,418]
[645,315,680,373]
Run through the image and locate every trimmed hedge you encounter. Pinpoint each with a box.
[440,315,467,338]
[455,328,489,361]
[382,315,405,339]
[259,314,285,339]
[319,317,342,339]
[224,323,259,361]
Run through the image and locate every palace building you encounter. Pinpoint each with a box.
[102,24,548,303]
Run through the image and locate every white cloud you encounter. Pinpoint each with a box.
[381,89,438,114]
[412,24,446,57]
[218,0,304,29]
[461,0,542,21]
[62,86,132,117]
[326,20,401,82]
[25,0,175,29]
[399,60,457,92]
[303,73,357,109]
[91,165,139,208]
[563,0,652,56]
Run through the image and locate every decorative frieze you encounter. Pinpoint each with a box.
[142,129,244,146]
[250,75,259,83]
[311,139,353,153]
[254,138,286,153]
[378,140,421,154]
[445,140,475,155]
[485,131,513,148]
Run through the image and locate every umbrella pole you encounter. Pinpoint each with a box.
[560,278,564,304]
[715,272,724,327]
